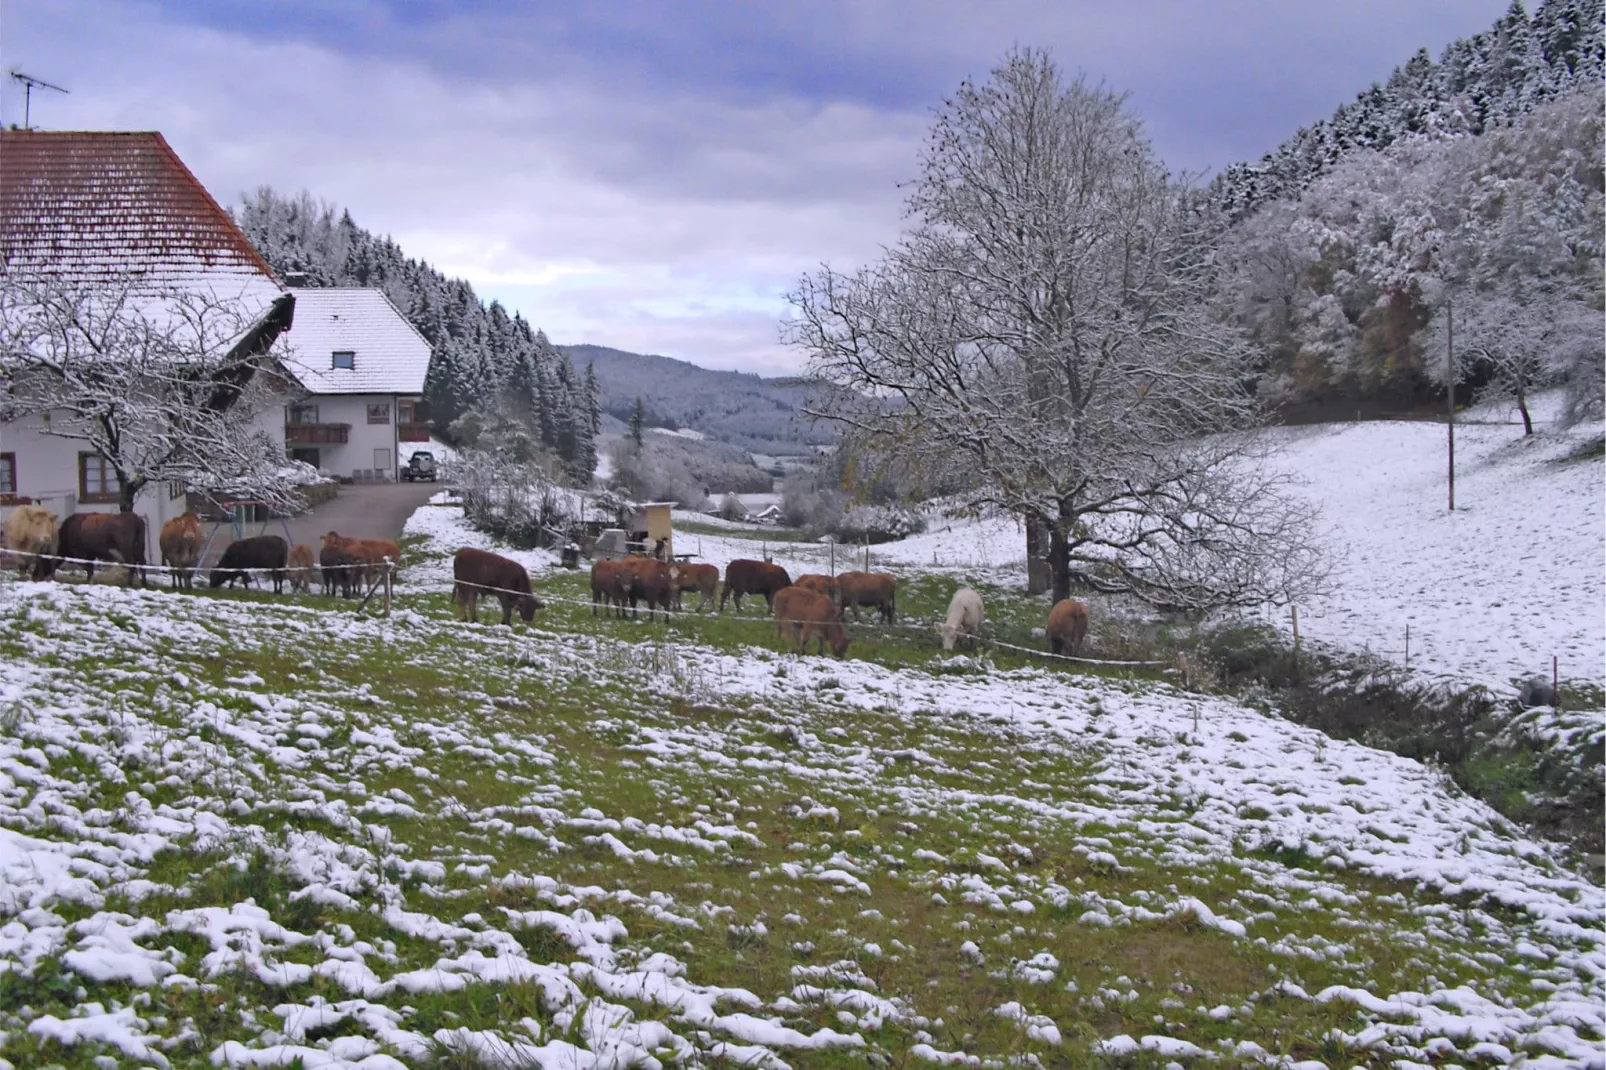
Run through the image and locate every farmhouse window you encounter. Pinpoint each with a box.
[289,404,320,425]
[0,453,15,496]
[397,400,415,423]
[367,402,391,425]
[332,350,355,370]
[79,453,119,504]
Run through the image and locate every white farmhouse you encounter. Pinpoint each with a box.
[272,288,432,481]
[0,130,294,555]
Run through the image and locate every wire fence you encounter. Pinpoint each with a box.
[1,545,1172,669]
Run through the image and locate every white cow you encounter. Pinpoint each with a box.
[938,587,985,652]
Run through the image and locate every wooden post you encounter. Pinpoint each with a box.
[1553,655,1560,712]
[830,539,835,576]
[1447,299,1456,512]
[1290,605,1301,682]
[383,560,393,618]
[1404,624,1410,670]
[863,538,869,573]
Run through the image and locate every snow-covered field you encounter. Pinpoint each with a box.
[1268,407,1604,693]
[1,496,1602,1067]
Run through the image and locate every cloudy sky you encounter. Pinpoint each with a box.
[2,1,1508,374]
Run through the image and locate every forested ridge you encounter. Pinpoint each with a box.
[1212,0,1603,218]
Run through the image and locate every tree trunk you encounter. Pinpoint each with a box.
[1048,522,1071,605]
[1025,516,1051,595]
[118,477,138,513]
[1516,384,1533,437]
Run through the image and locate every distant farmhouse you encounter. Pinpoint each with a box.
[269,287,430,482]
[0,131,433,559]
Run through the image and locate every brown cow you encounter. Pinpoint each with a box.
[210,535,288,593]
[3,504,58,581]
[794,573,841,606]
[320,541,357,598]
[57,512,149,587]
[673,562,719,612]
[1046,598,1090,657]
[453,547,543,625]
[620,556,680,622]
[774,586,851,658]
[838,571,896,623]
[321,532,401,589]
[287,544,318,594]
[720,559,792,614]
[590,559,635,618]
[158,512,203,591]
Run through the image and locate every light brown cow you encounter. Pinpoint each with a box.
[720,559,792,614]
[620,555,680,622]
[322,532,401,588]
[673,562,720,612]
[774,585,850,658]
[837,570,896,623]
[3,504,58,581]
[158,511,203,591]
[1046,598,1090,657]
[287,543,318,594]
[591,559,635,618]
[794,573,841,606]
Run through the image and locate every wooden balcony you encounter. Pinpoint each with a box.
[398,421,431,442]
[285,422,350,445]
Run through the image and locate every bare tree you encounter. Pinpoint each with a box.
[0,271,306,512]
[788,50,1327,610]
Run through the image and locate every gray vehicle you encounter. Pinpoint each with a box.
[401,451,437,482]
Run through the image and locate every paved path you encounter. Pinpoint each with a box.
[198,482,439,568]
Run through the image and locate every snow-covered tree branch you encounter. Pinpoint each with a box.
[787,50,1329,611]
[0,271,311,512]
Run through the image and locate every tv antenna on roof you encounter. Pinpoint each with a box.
[9,70,69,130]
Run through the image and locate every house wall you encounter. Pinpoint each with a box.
[0,411,191,567]
[286,394,407,481]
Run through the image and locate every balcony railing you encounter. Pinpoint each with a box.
[285,422,350,445]
[398,421,431,442]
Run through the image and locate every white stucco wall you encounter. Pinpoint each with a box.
[286,394,405,480]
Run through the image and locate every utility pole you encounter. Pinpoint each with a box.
[1447,298,1456,512]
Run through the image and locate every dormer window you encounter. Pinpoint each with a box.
[332,350,355,370]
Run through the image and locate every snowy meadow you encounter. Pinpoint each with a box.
[0,491,1602,1069]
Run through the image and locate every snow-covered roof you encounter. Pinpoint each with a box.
[277,288,431,396]
[0,131,285,318]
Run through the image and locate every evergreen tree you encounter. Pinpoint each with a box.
[629,397,646,449]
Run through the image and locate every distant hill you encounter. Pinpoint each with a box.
[559,344,833,456]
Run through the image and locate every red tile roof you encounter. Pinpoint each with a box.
[0,131,280,288]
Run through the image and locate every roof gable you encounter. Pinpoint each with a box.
[0,130,281,296]
[278,288,431,396]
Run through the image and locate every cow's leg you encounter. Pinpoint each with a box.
[500,594,513,626]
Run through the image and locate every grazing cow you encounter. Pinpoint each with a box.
[1046,598,1090,657]
[158,512,203,591]
[774,586,851,658]
[320,541,357,598]
[3,504,58,581]
[210,535,289,594]
[838,570,896,623]
[720,559,792,614]
[453,547,543,625]
[57,512,149,587]
[939,587,985,652]
[794,573,841,606]
[621,555,680,622]
[287,544,318,594]
[673,562,720,612]
[590,559,636,618]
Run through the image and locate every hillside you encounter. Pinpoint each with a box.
[0,502,1600,1067]
[562,343,832,456]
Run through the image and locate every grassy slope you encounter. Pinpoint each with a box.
[0,530,1601,1068]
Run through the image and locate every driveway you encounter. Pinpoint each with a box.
[196,482,440,567]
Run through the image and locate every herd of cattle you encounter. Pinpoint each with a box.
[455,546,1093,661]
[4,503,1096,661]
[1,504,399,598]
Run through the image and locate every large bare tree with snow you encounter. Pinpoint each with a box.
[788,50,1326,610]
[0,272,308,513]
